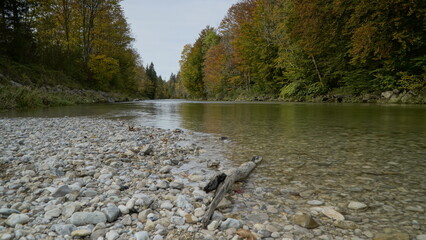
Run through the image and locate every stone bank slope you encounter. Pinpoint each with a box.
[0,118,231,240]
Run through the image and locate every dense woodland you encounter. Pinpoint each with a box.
[1,0,425,107]
[0,0,174,104]
[179,0,426,100]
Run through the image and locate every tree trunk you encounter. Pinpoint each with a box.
[311,55,323,84]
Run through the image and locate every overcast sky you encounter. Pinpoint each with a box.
[121,0,239,79]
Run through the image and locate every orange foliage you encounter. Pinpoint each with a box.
[204,42,227,97]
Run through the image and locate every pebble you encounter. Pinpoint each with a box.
[106,230,120,240]
[52,185,72,197]
[348,201,367,210]
[135,231,150,240]
[71,229,92,237]
[207,220,221,231]
[0,208,20,217]
[294,213,319,229]
[321,207,345,221]
[45,208,61,219]
[70,211,107,226]
[5,214,30,227]
[52,224,76,236]
[307,200,324,206]
[220,218,242,230]
[102,205,121,222]
[417,235,426,240]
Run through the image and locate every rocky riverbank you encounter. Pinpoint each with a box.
[1,117,425,240]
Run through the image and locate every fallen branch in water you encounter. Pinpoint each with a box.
[202,156,263,228]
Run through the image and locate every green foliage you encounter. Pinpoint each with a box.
[180,30,209,99]
[88,55,120,90]
[280,81,306,99]
[179,0,426,100]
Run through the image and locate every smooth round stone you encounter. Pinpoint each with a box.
[102,205,120,222]
[307,200,324,206]
[106,230,120,240]
[0,233,13,240]
[135,231,149,240]
[5,214,30,227]
[417,235,426,240]
[70,211,107,226]
[220,218,242,230]
[51,185,72,197]
[194,208,205,217]
[348,201,367,210]
[322,207,345,221]
[0,208,20,216]
[71,229,91,237]
[45,208,61,219]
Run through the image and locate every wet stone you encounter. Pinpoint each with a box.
[294,213,319,229]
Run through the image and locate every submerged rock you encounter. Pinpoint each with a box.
[294,213,319,229]
[348,201,367,210]
[321,207,345,221]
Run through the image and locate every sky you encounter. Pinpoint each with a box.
[121,0,239,80]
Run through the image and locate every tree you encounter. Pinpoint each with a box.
[204,42,227,98]
[145,62,157,98]
[0,0,36,62]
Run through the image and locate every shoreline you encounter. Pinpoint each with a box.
[0,117,424,240]
[2,83,426,111]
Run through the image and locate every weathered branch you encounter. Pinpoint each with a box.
[202,156,262,228]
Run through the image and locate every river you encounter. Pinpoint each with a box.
[2,100,426,236]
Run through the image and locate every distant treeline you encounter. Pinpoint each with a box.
[178,0,426,100]
[0,0,174,99]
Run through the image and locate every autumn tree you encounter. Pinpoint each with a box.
[180,27,219,99]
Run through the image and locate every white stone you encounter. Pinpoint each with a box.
[160,201,174,210]
[62,202,81,218]
[348,201,367,210]
[307,200,324,206]
[45,208,61,219]
[118,205,129,214]
[126,199,135,209]
[220,218,242,230]
[207,220,221,231]
[194,208,205,217]
[106,230,120,240]
[135,231,149,240]
[176,195,193,211]
[321,207,345,221]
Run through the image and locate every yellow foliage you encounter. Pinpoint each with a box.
[88,55,120,90]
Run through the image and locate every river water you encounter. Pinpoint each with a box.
[2,100,426,236]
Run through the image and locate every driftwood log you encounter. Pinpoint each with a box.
[202,156,263,228]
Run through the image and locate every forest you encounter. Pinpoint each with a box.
[0,0,174,109]
[178,0,426,101]
[1,0,425,108]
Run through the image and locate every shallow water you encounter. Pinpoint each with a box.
[2,100,426,235]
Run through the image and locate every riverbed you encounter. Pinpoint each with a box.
[1,100,425,239]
